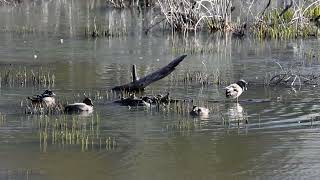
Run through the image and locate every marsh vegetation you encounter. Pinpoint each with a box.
[0,0,319,180]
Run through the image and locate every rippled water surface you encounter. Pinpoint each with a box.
[1,1,320,180]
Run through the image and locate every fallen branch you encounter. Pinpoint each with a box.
[112,54,187,91]
[260,0,271,18]
[144,17,166,34]
[278,0,293,17]
[269,61,320,86]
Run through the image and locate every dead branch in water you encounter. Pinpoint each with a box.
[112,54,187,91]
[268,61,320,87]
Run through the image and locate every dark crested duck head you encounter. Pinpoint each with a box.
[83,97,94,106]
[236,79,248,91]
[42,89,56,97]
[192,105,197,109]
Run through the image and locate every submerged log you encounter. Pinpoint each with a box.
[112,54,187,91]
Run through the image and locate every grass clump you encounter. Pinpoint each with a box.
[0,66,55,88]
[253,2,320,39]
[84,17,128,38]
[35,114,117,152]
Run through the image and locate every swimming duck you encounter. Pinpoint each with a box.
[64,97,94,113]
[27,89,56,107]
[225,79,247,102]
[190,105,210,116]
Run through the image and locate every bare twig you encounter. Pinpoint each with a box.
[278,0,293,17]
[260,0,271,17]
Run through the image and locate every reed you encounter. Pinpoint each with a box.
[0,0,21,6]
[155,0,320,39]
[85,17,128,38]
[0,66,55,88]
[35,113,117,152]
[0,25,38,34]
[157,0,235,33]
[106,0,155,8]
[168,70,223,87]
[253,2,320,39]
[0,112,6,127]
[165,118,200,132]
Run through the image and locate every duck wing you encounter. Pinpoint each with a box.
[27,95,43,102]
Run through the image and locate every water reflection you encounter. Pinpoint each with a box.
[227,103,246,122]
[0,1,320,180]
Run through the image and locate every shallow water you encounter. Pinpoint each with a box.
[1,1,320,180]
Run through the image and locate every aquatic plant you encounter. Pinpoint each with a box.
[35,114,117,152]
[0,112,6,127]
[0,26,38,34]
[23,100,64,115]
[153,0,320,39]
[0,0,20,6]
[157,0,239,33]
[106,0,155,8]
[85,24,128,38]
[165,118,200,132]
[168,70,224,87]
[253,1,320,39]
[85,16,128,38]
[0,66,55,88]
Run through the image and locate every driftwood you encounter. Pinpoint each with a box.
[268,61,320,87]
[112,54,187,91]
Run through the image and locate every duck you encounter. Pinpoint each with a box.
[225,79,247,102]
[64,97,94,113]
[190,105,210,116]
[27,89,56,107]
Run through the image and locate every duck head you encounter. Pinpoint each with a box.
[237,79,248,91]
[192,105,197,110]
[192,105,201,113]
[142,96,153,104]
[83,97,94,106]
[42,89,56,97]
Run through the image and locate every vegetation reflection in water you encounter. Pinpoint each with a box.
[0,1,320,179]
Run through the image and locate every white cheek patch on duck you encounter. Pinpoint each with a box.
[190,106,209,116]
[42,97,56,106]
[226,84,243,99]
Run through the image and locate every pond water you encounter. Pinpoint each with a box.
[1,1,320,180]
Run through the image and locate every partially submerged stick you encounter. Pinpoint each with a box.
[112,54,187,91]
